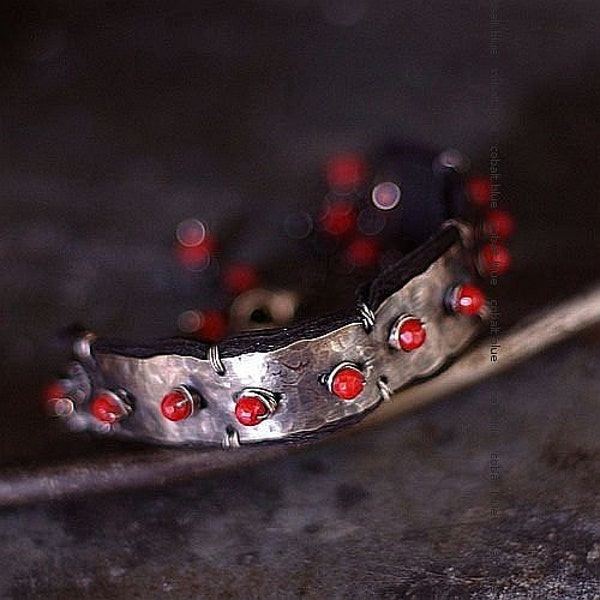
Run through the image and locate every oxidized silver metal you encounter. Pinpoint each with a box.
[434,148,471,173]
[443,218,475,249]
[73,332,96,362]
[55,225,482,446]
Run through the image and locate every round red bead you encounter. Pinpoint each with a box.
[161,388,194,422]
[451,284,486,316]
[222,264,260,295]
[235,394,270,426]
[44,380,68,403]
[320,200,356,236]
[346,237,379,267]
[484,208,515,240]
[479,243,511,275]
[43,380,74,416]
[466,176,492,206]
[196,310,228,342]
[390,317,426,352]
[90,391,129,424]
[175,233,217,271]
[176,243,211,271]
[325,153,368,191]
[329,364,365,400]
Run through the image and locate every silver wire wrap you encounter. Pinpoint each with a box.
[221,426,241,449]
[357,302,376,332]
[208,345,226,376]
[377,377,392,402]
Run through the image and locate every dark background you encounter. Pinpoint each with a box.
[1,1,600,597]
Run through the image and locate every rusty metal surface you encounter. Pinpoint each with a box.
[2,0,600,597]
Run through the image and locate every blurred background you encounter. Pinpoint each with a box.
[1,1,600,597]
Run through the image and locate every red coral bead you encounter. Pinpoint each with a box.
[328,363,365,400]
[44,380,68,403]
[345,237,379,267]
[466,176,492,207]
[90,391,130,424]
[43,380,74,416]
[389,317,426,352]
[320,200,357,236]
[196,310,228,342]
[160,387,195,422]
[325,153,368,191]
[222,264,260,295]
[479,243,511,275]
[450,284,486,317]
[235,394,271,426]
[175,243,211,270]
[175,233,217,271]
[484,208,515,240]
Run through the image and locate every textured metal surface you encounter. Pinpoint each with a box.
[1,285,600,507]
[59,235,480,445]
[373,241,478,389]
[3,1,600,597]
[363,280,600,429]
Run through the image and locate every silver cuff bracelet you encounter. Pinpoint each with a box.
[45,221,486,448]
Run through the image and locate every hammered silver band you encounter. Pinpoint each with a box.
[50,222,484,447]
